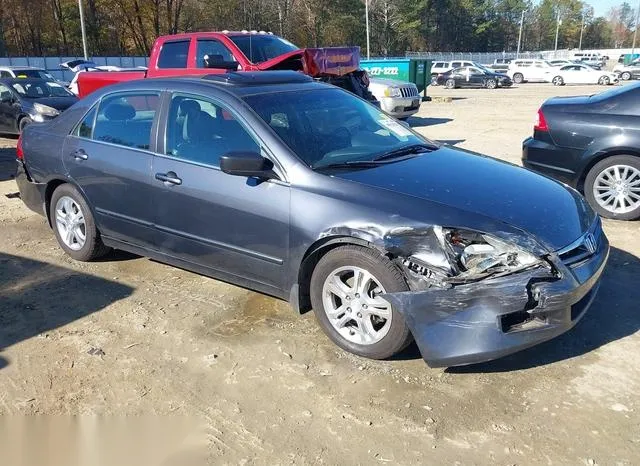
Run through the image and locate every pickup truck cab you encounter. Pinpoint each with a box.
[78,31,368,99]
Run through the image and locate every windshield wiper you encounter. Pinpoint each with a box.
[313,160,385,171]
[372,143,438,162]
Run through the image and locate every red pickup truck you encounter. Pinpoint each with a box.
[78,31,373,100]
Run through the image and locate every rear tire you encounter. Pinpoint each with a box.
[512,73,524,84]
[621,71,631,81]
[445,78,456,89]
[584,155,640,221]
[310,245,413,360]
[49,184,111,261]
[552,76,564,86]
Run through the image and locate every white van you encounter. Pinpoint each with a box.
[507,59,554,83]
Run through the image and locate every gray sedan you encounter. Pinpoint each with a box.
[16,71,607,367]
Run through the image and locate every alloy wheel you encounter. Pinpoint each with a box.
[322,266,392,345]
[593,164,640,214]
[552,76,563,86]
[55,195,86,251]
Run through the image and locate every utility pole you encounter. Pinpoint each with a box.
[579,12,585,50]
[633,0,640,56]
[554,11,562,57]
[78,0,89,60]
[516,10,525,58]
[365,0,370,59]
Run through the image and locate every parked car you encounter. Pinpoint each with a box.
[573,52,605,67]
[16,71,608,367]
[367,78,420,120]
[76,31,374,102]
[549,64,618,86]
[0,78,77,134]
[60,60,148,95]
[613,59,640,80]
[429,60,476,84]
[0,66,55,80]
[507,59,554,83]
[437,66,512,89]
[488,58,512,72]
[523,83,640,220]
[548,59,574,67]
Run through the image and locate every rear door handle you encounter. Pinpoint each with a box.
[155,171,182,186]
[70,149,88,161]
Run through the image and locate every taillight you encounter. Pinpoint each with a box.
[16,134,24,160]
[534,108,549,132]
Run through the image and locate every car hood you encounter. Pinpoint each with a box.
[24,96,78,111]
[332,146,595,252]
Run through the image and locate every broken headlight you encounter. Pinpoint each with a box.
[404,227,543,286]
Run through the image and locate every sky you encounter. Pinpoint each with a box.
[591,0,629,17]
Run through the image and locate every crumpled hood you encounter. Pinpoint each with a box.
[333,146,595,251]
[257,47,360,77]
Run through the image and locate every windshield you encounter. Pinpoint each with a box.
[229,35,299,64]
[12,69,54,80]
[10,80,73,98]
[243,88,432,169]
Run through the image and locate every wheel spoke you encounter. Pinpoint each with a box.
[326,275,350,300]
[65,228,76,246]
[354,269,372,295]
[334,313,353,329]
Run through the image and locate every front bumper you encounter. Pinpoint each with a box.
[379,96,421,118]
[384,226,609,368]
[15,160,47,216]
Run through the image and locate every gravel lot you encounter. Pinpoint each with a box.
[1,83,639,464]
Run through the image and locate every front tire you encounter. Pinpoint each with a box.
[621,71,631,81]
[485,79,497,89]
[430,74,439,85]
[584,155,640,220]
[552,76,564,86]
[310,245,413,360]
[512,73,524,84]
[50,184,111,261]
[599,76,610,85]
[445,78,456,89]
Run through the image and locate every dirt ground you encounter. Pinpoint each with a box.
[1,83,639,465]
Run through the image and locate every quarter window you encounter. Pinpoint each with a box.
[158,40,190,69]
[74,105,98,138]
[196,39,235,67]
[92,92,160,150]
[165,94,259,167]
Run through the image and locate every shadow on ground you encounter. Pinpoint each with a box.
[0,252,133,367]
[408,117,453,128]
[0,145,17,181]
[390,246,640,369]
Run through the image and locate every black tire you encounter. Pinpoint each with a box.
[552,76,564,86]
[512,73,524,84]
[445,78,456,89]
[584,155,640,221]
[621,71,631,81]
[19,117,32,133]
[310,245,413,360]
[485,79,497,89]
[49,183,111,261]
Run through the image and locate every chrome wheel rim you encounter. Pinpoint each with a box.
[55,196,86,250]
[622,72,631,80]
[322,266,392,345]
[593,165,640,214]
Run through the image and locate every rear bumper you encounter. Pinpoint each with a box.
[522,136,581,188]
[16,161,47,216]
[384,226,609,368]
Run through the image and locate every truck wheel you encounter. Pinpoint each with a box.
[584,155,640,220]
[310,245,413,360]
[512,73,524,84]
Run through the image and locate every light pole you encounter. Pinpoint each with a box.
[365,0,370,59]
[632,0,640,56]
[579,12,585,50]
[554,11,562,56]
[78,0,89,60]
[516,9,525,58]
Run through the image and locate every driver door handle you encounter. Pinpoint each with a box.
[70,149,88,161]
[155,171,182,186]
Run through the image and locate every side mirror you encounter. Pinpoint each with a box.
[203,54,239,71]
[220,151,277,180]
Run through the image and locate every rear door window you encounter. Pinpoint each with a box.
[92,92,160,150]
[158,40,190,69]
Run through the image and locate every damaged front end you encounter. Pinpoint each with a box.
[377,222,609,367]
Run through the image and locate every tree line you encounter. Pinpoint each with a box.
[0,0,637,58]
